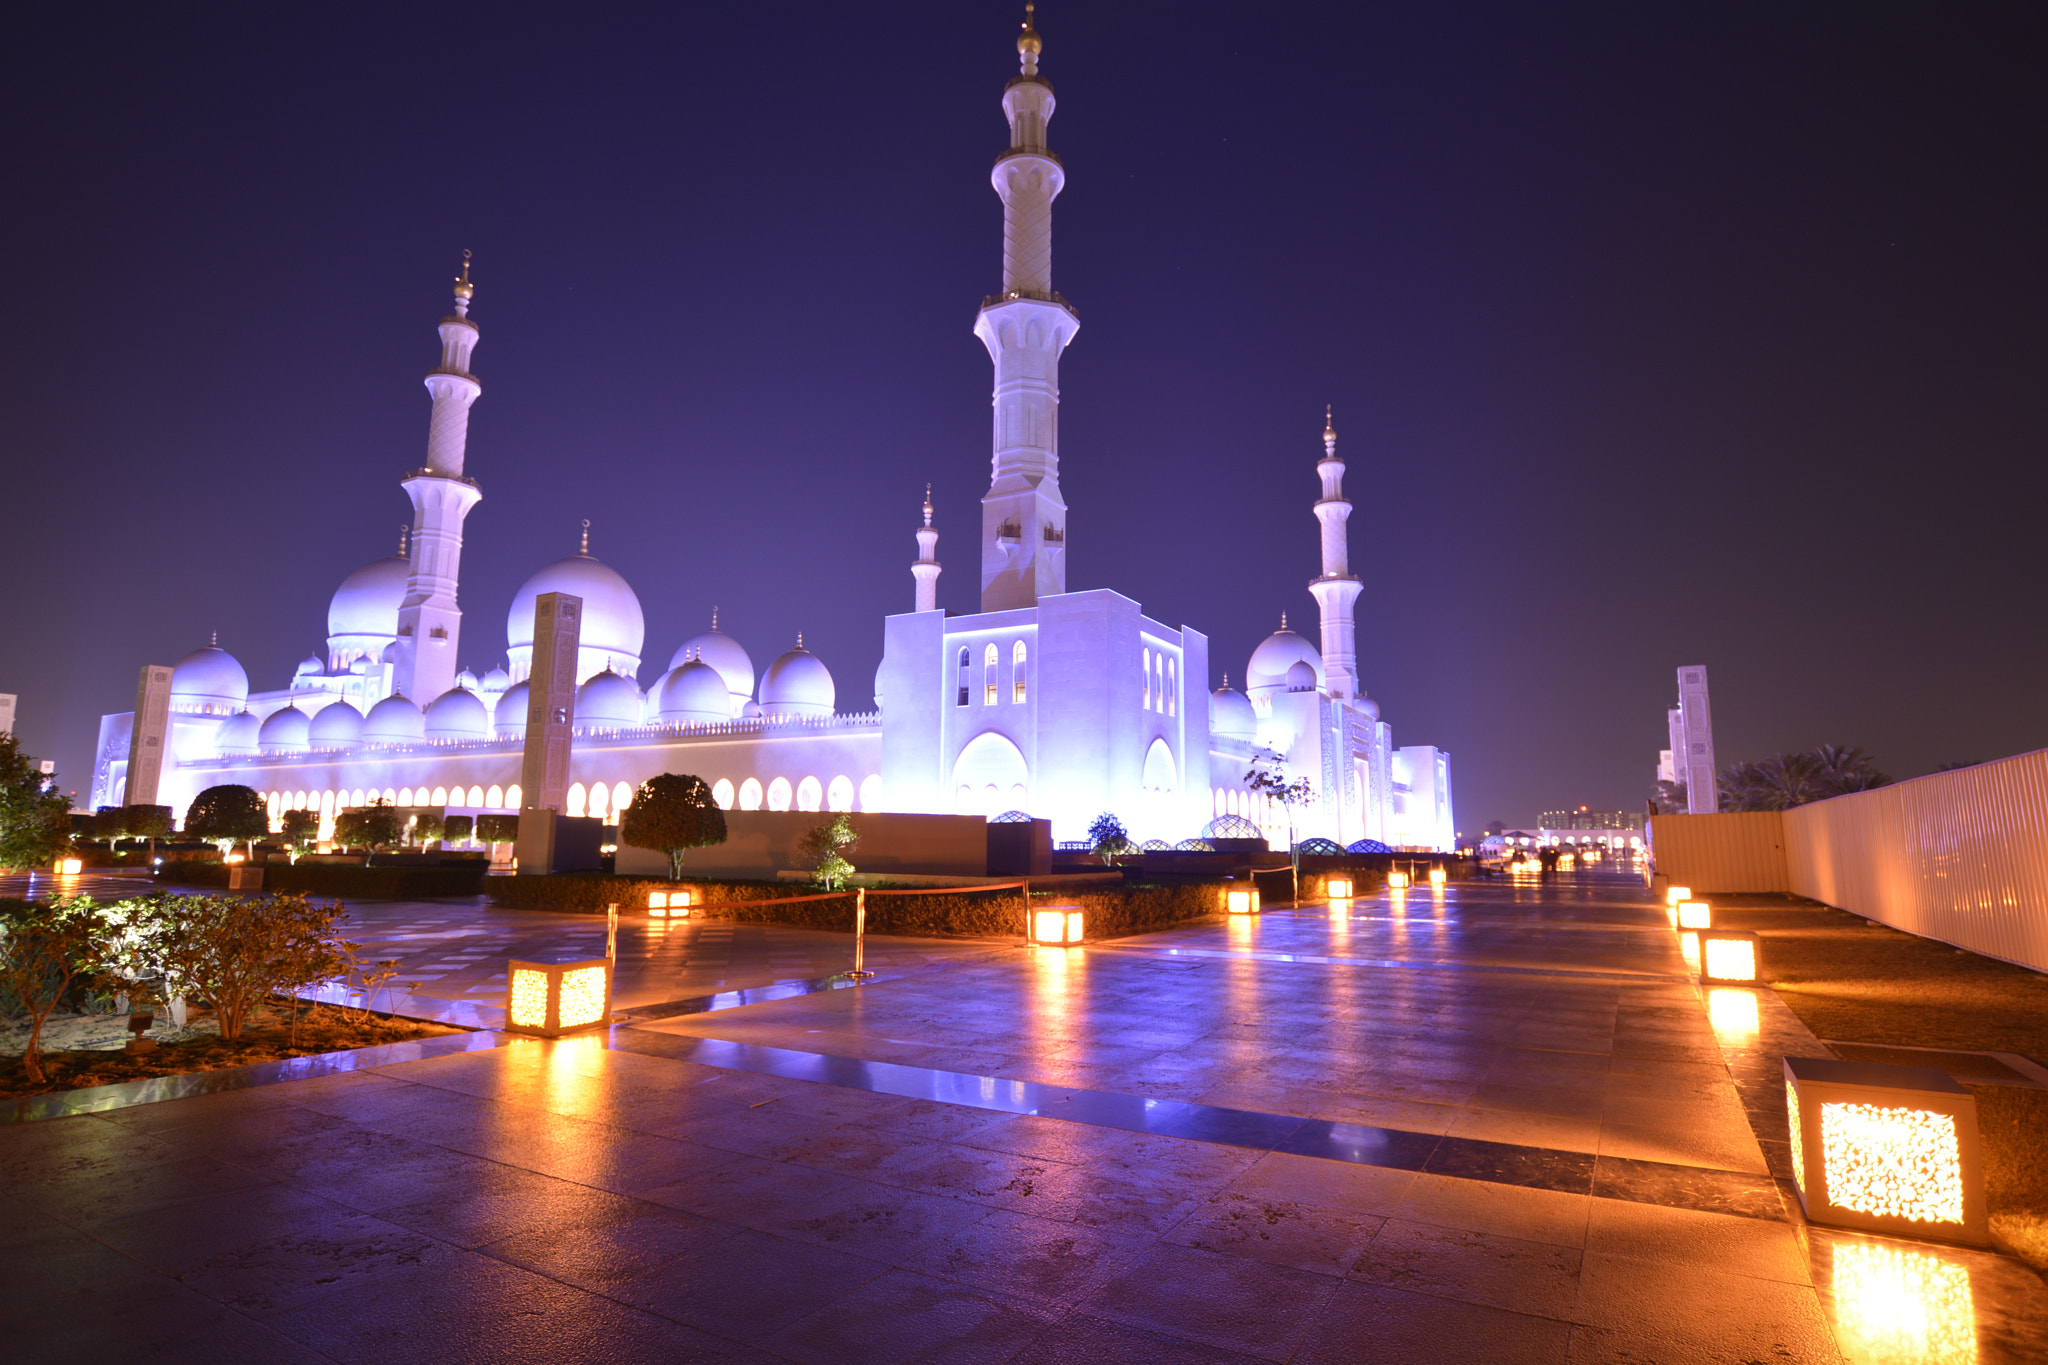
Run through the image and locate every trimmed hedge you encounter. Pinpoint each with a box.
[170,863,488,898]
[487,873,1228,940]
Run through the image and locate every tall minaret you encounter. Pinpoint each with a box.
[974,3,1079,612]
[912,485,942,611]
[394,253,486,704]
[1307,406,1364,700]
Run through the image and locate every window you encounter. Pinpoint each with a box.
[505,783,521,808]
[566,782,586,817]
[985,643,999,704]
[1167,659,1176,716]
[467,785,484,806]
[713,778,735,809]
[612,781,632,812]
[827,775,854,811]
[486,785,503,808]
[796,776,823,811]
[431,786,448,807]
[739,778,762,810]
[588,782,609,821]
[767,777,793,811]
[1013,641,1028,703]
[1143,648,1152,709]
[957,648,971,706]
[858,774,883,811]
[398,787,413,806]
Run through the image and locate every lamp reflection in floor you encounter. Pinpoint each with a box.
[1830,1239,1978,1365]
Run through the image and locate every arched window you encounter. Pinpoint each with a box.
[566,782,586,817]
[383,788,396,804]
[398,787,413,806]
[712,778,735,809]
[858,774,883,811]
[1013,640,1028,703]
[467,785,484,806]
[319,790,336,819]
[587,782,609,821]
[485,784,503,808]
[739,778,763,810]
[266,791,282,823]
[431,786,448,807]
[796,776,823,811]
[1143,648,1152,709]
[612,781,632,812]
[767,777,793,811]
[957,648,971,707]
[504,783,521,808]
[984,643,999,704]
[1155,654,1165,712]
[1167,659,1177,716]
[827,775,854,811]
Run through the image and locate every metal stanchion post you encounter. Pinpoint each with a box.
[848,887,875,979]
[606,902,618,964]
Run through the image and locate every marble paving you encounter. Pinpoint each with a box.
[3,870,2044,1361]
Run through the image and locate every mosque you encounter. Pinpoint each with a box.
[88,12,1455,854]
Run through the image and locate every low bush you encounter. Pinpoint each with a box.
[172,863,488,898]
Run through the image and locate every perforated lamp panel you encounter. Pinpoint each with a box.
[505,957,612,1037]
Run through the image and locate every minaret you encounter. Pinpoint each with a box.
[912,485,942,611]
[1307,406,1364,700]
[394,252,485,704]
[975,3,1079,612]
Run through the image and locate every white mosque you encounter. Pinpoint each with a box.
[88,13,1455,854]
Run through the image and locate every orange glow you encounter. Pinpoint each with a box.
[1326,877,1352,899]
[508,967,550,1029]
[1666,884,1692,905]
[1832,1241,1978,1365]
[1676,900,1711,929]
[1680,929,1699,965]
[1428,866,1447,886]
[1821,1102,1966,1224]
[1707,987,1759,1039]
[1031,908,1082,944]
[556,966,609,1028]
[1702,936,1758,982]
[1388,871,1410,890]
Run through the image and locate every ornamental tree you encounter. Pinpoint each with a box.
[620,773,727,879]
[1087,812,1134,866]
[476,813,520,844]
[334,799,402,854]
[1246,753,1314,904]
[0,734,72,871]
[443,814,474,846]
[798,813,861,891]
[125,805,172,845]
[185,785,269,859]
[279,810,320,861]
[0,895,110,1083]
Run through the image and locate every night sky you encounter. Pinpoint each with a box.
[4,3,2042,829]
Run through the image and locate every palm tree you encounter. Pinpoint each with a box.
[1718,746,1890,812]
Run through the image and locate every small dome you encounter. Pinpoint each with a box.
[381,641,403,664]
[873,660,887,712]
[507,550,645,668]
[1210,686,1256,740]
[258,705,311,755]
[481,666,511,693]
[575,669,643,728]
[1354,694,1380,723]
[363,694,426,746]
[741,699,765,720]
[170,645,249,713]
[1246,627,1322,695]
[655,659,731,725]
[1286,660,1317,692]
[309,700,365,749]
[327,552,409,643]
[295,653,325,678]
[759,644,835,718]
[495,681,530,739]
[349,657,374,676]
[454,667,480,691]
[424,687,490,741]
[671,628,753,708]
[215,710,261,757]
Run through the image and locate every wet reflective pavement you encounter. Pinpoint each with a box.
[4,871,2045,1361]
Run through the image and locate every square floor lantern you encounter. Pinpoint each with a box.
[1666,884,1693,906]
[1783,1056,1989,1245]
[1429,866,1448,886]
[1225,887,1261,914]
[1698,928,1763,984]
[1326,877,1354,899]
[648,890,693,918]
[506,958,612,1037]
[1676,899,1713,930]
[1031,908,1085,945]
[1388,870,1411,890]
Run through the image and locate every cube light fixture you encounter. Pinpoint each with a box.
[647,890,693,918]
[1030,908,1085,945]
[1666,884,1693,906]
[55,857,82,875]
[1676,899,1712,930]
[1784,1057,1989,1245]
[1388,870,1411,890]
[1225,887,1261,914]
[1326,877,1353,899]
[1698,928,1762,983]
[505,957,612,1037]
[1428,866,1448,886]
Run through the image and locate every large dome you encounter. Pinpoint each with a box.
[327,552,409,643]
[575,669,643,729]
[424,687,490,741]
[759,643,835,719]
[654,659,731,725]
[215,710,261,757]
[494,681,530,739]
[309,700,365,750]
[1246,627,1322,695]
[671,626,752,708]
[363,694,426,746]
[258,705,310,755]
[170,645,249,713]
[507,549,645,670]
[1209,686,1256,741]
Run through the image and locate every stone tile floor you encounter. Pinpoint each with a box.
[4,870,2044,1361]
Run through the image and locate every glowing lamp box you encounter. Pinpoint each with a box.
[505,957,612,1038]
[1782,1056,1988,1246]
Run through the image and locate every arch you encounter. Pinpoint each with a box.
[353,789,368,807]
[957,648,971,707]
[319,790,336,822]
[398,787,413,806]
[612,780,632,812]
[767,777,793,811]
[504,783,521,808]
[1010,782,1027,808]
[984,643,999,705]
[587,782,609,820]
[431,786,448,807]
[1143,647,1152,708]
[294,791,308,810]
[1012,640,1028,703]
[858,774,882,811]
[566,782,586,817]
[795,776,823,811]
[267,791,282,823]
[712,778,735,809]
[1143,737,1177,792]
[827,775,854,812]
[739,778,763,810]
[467,785,484,806]
[1167,659,1177,715]
[486,784,504,807]
[951,731,1027,816]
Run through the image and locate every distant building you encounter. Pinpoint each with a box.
[1671,666,1718,812]
[1539,805,1633,831]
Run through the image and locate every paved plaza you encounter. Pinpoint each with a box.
[5,872,2046,1361]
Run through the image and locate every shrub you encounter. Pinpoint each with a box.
[443,814,474,845]
[141,891,355,1040]
[184,785,268,858]
[0,734,73,871]
[0,895,110,1082]
[619,773,726,877]
[798,814,860,890]
[124,805,173,843]
[279,810,320,858]
[334,799,402,852]
[477,813,520,843]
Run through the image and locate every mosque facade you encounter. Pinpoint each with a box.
[88,15,1455,854]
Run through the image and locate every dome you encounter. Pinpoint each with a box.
[507,550,645,668]
[363,694,426,746]
[873,660,886,711]
[495,681,530,739]
[169,645,249,713]
[481,666,511,693]
[454,667,480,691]
[327,552,409,643]
[655,659,731,725]
[671,628,753,708]
[1354,694,1380,723]
[1286,660,1318,692]
[215,710,261,757]
[295,653,325,678]
[258,705,310,755]
[741,699,765,720]
[1209,686,1256,741]
[1246,627,1322,694]
[309,700,364,750]
[759,643,835,718]
[424,687,490,741]
[575,669,643,728]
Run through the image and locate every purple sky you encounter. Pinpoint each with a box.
[3,3,2042,827]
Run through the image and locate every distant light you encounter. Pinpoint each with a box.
[56,857,82,875]
[1388,871,1410,890]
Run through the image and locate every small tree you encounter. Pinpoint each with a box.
[476,813,520,845]
[0,735,73,871]
[1087,813,1133,866]
[333,800,402,855]
[443,814,474,847]
[798,813,861,890]
[185,784,269,859]
[94,806,126,849]
[0,895,110,1083]
[620,773,727,878]
[151,891,355,1040]
[1246,753,1314,905]
[409,812,445,850]
[279,810,320,862]
[125,805,172,850]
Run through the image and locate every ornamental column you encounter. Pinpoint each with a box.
[1307,407,1364,700]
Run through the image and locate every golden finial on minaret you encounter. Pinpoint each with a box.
[923,483,934,527]
[453,248,475,301]
[1324,404,1335,442]
[579,518,590,554]
[399,524,411,557]
[1018,1,1042,71]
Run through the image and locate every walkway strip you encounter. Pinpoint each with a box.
[1091,941,1678,982]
